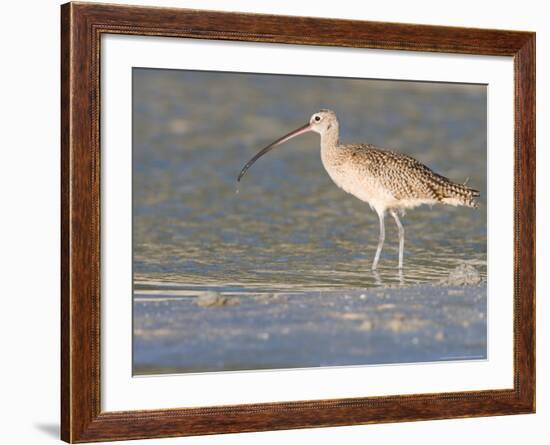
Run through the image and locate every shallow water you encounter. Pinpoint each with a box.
[133,69,487,292]
[133,284,487,374]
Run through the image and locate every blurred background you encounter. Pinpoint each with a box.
[133,68,487,292]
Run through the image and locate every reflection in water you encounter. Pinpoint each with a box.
[372,269,405,287]
[132,69,487,293]
[373,270,382,286]
[398,268,405,286]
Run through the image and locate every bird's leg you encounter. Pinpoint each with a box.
[390,209,405,269]
[372,210,385,270]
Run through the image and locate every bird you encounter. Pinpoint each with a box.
[237,109,479,270]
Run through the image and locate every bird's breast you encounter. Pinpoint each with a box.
[320,148,397,211]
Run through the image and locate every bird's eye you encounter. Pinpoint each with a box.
[314,115,321,122]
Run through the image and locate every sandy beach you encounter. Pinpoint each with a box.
[133,281,486,375]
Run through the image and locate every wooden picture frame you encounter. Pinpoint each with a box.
[61,2,535,442]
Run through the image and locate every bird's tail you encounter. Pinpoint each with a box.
[439,181,480,208]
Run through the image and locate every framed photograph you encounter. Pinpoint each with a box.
[61,2,535,442]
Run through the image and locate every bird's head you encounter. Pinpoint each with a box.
[308,109,338,135]
[237,109,339,182]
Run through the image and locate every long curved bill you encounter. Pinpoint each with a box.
[237,122,313,182]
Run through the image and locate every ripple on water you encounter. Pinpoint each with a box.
[133,69,487,291]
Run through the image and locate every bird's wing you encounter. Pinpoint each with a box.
[349,145,478,204]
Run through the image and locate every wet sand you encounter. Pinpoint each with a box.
[133,282,486,375]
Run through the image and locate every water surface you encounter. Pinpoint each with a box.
[133,68,487,292]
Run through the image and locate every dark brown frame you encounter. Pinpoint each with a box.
[61,1,536,442]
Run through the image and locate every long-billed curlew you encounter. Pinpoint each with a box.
[237,109,479,270]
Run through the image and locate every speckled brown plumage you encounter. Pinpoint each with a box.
[340,145,480,208]
[238,108,481,269]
